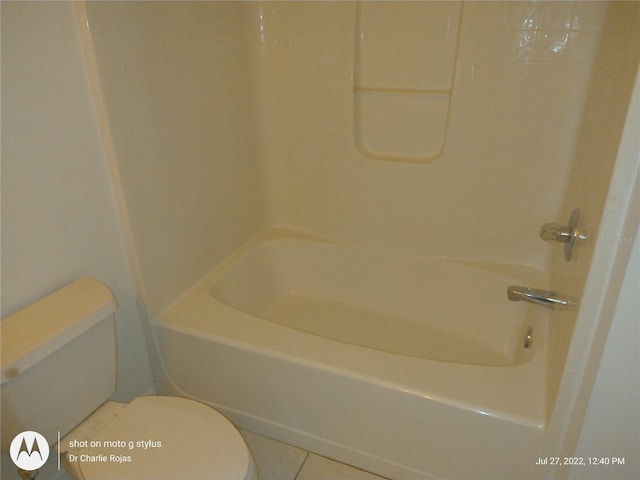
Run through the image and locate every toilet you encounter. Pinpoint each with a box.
[0,277,258,480]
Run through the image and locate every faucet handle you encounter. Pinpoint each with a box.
[540,223,572,242]
[540,208,588,262]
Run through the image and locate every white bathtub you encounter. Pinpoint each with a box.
[152,230,549,479]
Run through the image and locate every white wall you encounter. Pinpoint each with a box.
[1,2,154,400]
[569,223,640,480]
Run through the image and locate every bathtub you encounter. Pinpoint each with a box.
[152,229,548,479]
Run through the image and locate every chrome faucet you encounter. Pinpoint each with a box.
[507,285,574,310]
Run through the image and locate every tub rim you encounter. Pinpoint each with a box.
[155,228,549,428]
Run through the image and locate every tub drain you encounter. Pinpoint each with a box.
[524,327,533,348]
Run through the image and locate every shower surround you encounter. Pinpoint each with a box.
[79,2,640,479]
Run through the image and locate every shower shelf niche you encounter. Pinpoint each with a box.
[353,2,462,162]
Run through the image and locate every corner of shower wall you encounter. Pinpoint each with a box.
[73,1,148,306]
[239,1,290,233]
[543,1,640,423]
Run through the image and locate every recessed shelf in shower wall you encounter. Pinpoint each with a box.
[354,2,462,162]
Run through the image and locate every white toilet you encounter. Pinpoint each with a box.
[0,277,258,480]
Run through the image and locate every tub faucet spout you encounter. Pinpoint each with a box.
[507,285,574,310]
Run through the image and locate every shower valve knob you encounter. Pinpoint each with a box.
[540,223,572,242]
[540,208,588,262]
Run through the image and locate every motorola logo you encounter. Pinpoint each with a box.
[9,431,50,470]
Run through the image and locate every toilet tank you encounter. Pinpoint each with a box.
[1,277,118,451]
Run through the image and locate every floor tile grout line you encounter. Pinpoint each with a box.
[293,451,311,480]
[296,452,392,480]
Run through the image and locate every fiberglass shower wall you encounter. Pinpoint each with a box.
[84,2,637,319]
[254,1,623,267]
[82,2,269,316]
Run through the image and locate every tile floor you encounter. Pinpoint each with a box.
[240,430,389,480]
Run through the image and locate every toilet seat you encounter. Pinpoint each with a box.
[70,396,253,480]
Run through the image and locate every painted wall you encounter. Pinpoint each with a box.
[1,1,153,401]
[569,223,640,480]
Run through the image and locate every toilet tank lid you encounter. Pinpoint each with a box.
[1,277,118,384]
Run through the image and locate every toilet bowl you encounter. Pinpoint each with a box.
[0,277,257,480]
[60,396,257,480]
